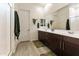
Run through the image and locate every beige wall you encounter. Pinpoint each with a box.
[53,5,69,29]
[52,3,69,13]
[53,4,79,31]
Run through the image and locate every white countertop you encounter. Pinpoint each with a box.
[38,28,79,39]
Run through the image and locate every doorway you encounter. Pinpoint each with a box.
[17,10,30,42]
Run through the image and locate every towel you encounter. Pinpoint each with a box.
[66,19,70,30]
[14,11,20,39]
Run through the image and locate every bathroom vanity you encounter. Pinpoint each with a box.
[38,29,79,56]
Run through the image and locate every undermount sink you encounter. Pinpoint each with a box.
[51,29,54,31]
[68,31,74,34]
[46,29,54,32]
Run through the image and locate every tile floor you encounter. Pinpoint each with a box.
[13,40,56,56]
[13,41,40,56]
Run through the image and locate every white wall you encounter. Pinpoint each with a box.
[69,4,79,31]
[0,3,10,55]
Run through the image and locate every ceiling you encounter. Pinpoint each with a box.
[14,3,69,13]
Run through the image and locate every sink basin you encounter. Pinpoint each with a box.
[68,31,74,34]
[51,29,54,31]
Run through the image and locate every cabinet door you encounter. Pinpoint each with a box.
[38,31,44,41]
[47,33,62,55]
[56,35,62,56]
[47,33,57,51]
[38,31,63,56]
[38,31,48,45]
[63,36,79,56]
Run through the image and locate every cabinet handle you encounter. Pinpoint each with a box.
[60,40,61,49]
[63,42,64,50]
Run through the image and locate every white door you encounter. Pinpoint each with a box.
[17,10,30,41]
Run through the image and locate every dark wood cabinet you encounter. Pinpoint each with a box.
[63,36,79,56]
[38,31,52,48]
[55,34,62,56]
[38,31,48,45]
[38,31,62,55]
[38,30,79,56]
[47,33,58,54]
[47,33,62,55]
